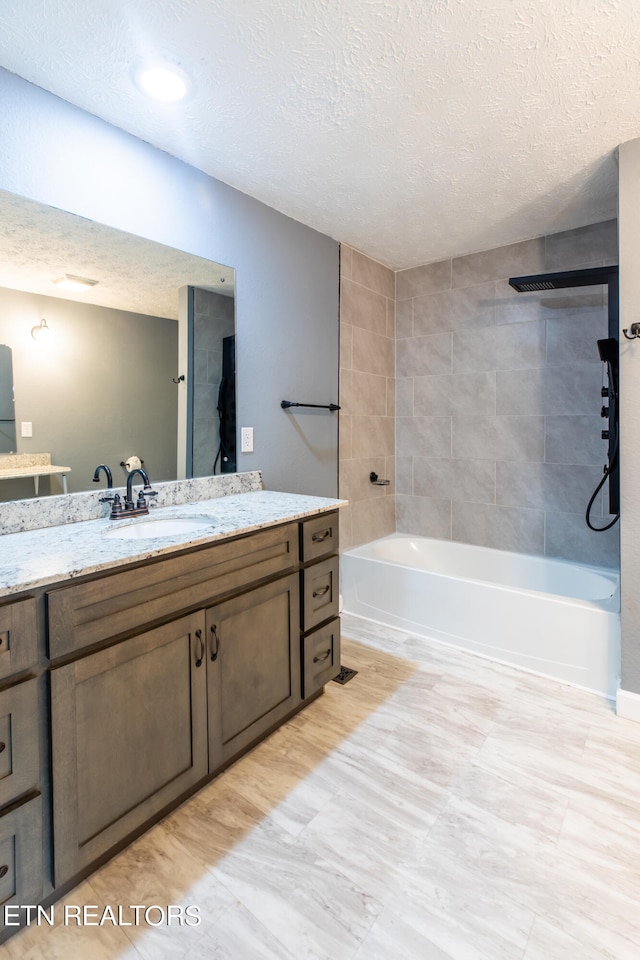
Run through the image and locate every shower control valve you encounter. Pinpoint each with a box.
[601,405,609,419]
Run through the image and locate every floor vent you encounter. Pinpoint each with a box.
[333,665,358,685]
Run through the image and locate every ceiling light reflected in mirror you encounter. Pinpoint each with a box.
[53,274,98,292]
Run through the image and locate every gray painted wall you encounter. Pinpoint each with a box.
[0,68,339,498]
[395,220,619,568]
[618,139,640,695]
[0,285,177,498]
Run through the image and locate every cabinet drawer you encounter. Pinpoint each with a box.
[0,679,39,808]
[0,794,43,929]
[302,556,339,633]
[48,523,299,659]
[302,618,341,698]
[0,598,38,679]
[301,512,338,563]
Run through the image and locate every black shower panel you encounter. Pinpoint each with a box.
[509,265,620,521]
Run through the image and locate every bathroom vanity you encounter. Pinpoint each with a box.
[0,483,341,933]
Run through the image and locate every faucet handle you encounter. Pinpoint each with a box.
[100,493,124,517]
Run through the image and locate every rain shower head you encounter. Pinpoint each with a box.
[509,265,617,293]
[510,279,558,292]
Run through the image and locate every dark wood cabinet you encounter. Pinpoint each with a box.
[0,598,44,935]
[50,611,208,885]
[299,515,341,695]
[206,573,300,767]
[0,796,43,918]
[302,618,340,698]
[2,509,340,923]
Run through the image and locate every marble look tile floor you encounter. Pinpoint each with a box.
[3,613,640,959]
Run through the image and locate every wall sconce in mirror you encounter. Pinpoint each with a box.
[31,318,51,341]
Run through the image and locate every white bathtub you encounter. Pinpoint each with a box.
[341,534,621,698]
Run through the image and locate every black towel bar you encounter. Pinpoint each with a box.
[281,400,340,411]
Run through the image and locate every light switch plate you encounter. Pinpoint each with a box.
[21,421,32,438]
[241,426,254,453]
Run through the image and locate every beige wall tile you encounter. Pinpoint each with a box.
[351,248,394,299]
[339,503,353,550]
[387,299,396,339]
[340,369,388,417]
[384,456,396,495]
[351,415,395,459]
[340,243,353,281]
[352,326,394,377]
[341,457,389,502]
[340,322,353,371]
[386,378,396,418]
[351,496,395,547]
[341,279,387,335]
[339,414,352,461]
[339,249,396,544]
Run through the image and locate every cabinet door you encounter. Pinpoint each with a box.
[51,612,208,886]
[206,574,300,769]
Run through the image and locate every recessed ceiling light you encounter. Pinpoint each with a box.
[135,63,191,102]
[53,274,99,292]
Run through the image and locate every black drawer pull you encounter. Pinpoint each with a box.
[0,742,5,754]
[313,648,332,664]
[311,530,331,543]
[194,629,204,668]
[312,585,330,598]
[210,625,220,662]
[0,865,8,879]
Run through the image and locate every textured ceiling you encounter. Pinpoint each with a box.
[0,0,638,269]
[0,191,234,319]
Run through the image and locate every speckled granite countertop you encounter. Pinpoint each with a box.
[0,490,344,598]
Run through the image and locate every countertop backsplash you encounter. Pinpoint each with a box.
[0,471,264,536]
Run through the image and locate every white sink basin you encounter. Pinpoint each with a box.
[103,516,217,540]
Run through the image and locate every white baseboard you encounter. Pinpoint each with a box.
[616,688,640,723]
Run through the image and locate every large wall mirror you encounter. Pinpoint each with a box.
[0,190,235,502]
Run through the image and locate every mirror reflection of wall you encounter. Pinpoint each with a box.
[0,343,16,453]
[0,188,236,502]
[189,287,236,477]
[0,285,178,499]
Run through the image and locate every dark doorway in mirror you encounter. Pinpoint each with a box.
[188,286,237,478]
[216,335,236,473]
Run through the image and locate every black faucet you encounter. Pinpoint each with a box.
[124,468,157,517]
[92,464,113,488]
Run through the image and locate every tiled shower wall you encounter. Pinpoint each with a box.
[339,246,395,550]
[395,220,619,568]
